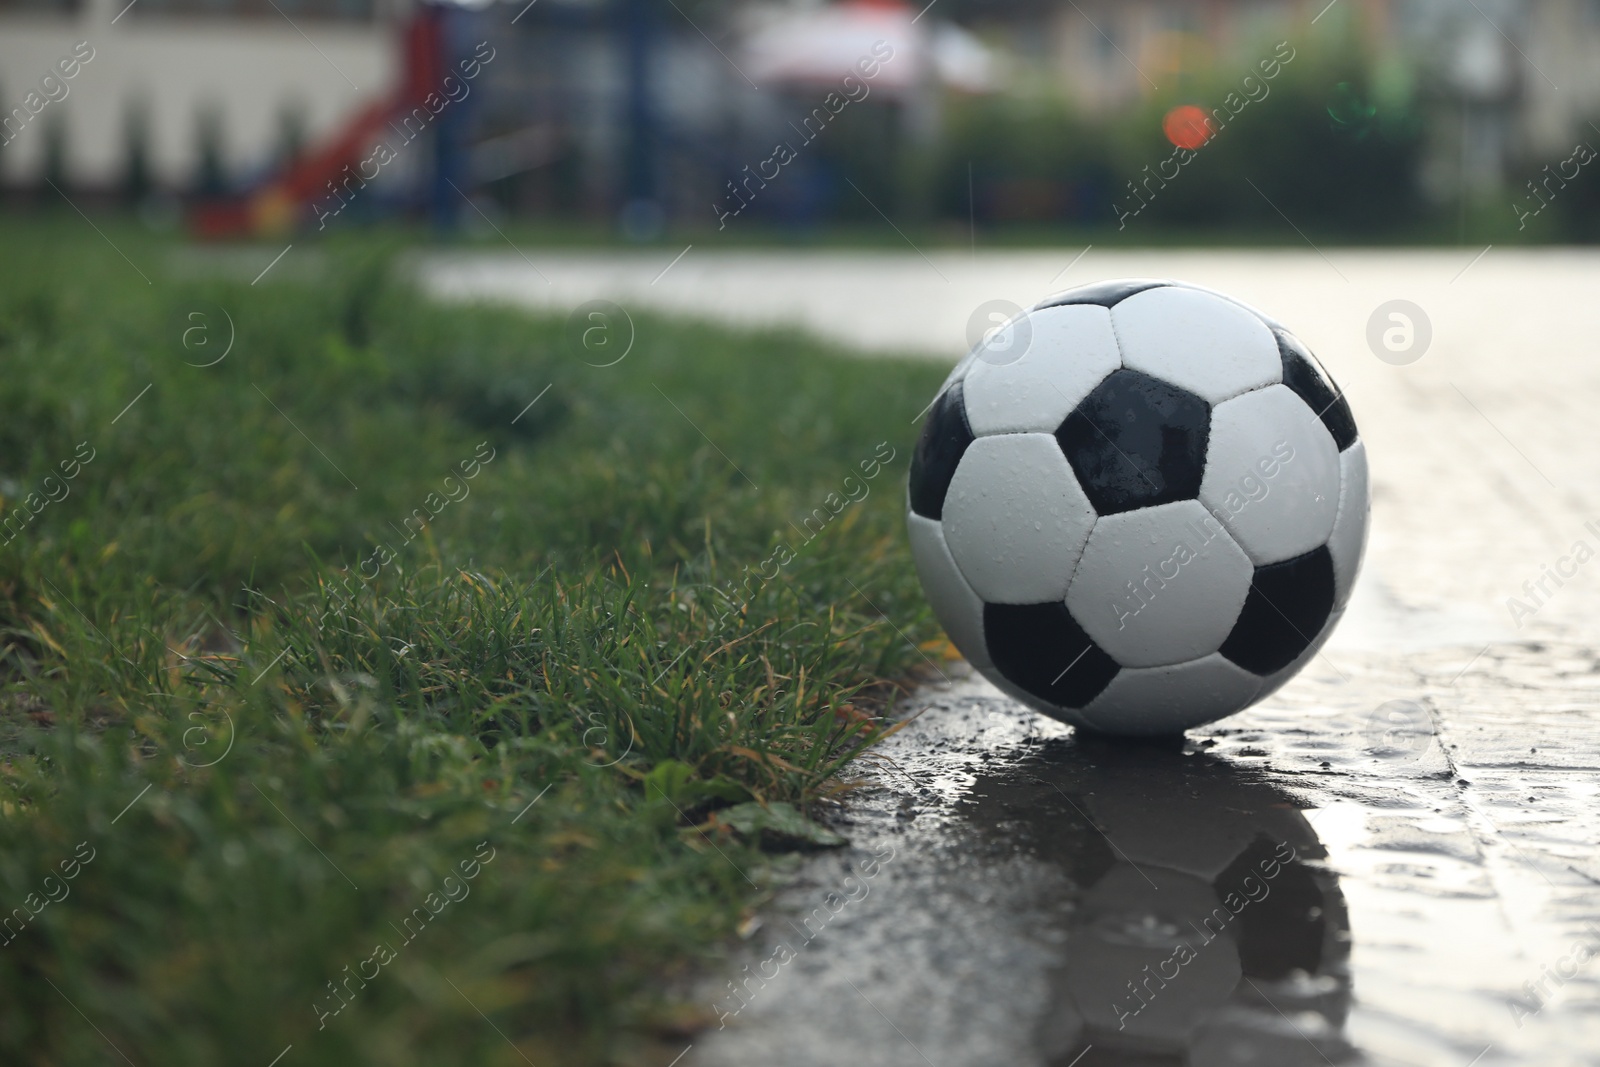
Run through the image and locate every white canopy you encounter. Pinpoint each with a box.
[740,0,999,94]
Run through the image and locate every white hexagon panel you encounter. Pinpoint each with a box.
[1328,441,1370,605]
[961,304,1121,436]
[1067,500,1255,669]
[1111,286,1282,404]
[1079,654,1262,736]
[1198,383,1340,566]
[905,512,991,669]
[941,433,1096,605]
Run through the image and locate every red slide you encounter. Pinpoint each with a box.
[189,12,443,238]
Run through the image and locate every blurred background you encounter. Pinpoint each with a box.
[3,0,1600,244]
[5,6,1600,1065]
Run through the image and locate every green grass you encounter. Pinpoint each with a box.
[0,222,949,1065]
[32,195,1573,257]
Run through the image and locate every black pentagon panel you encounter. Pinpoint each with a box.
[984,601,1120,709]
[1215,835,1330,979]
[908,381,974,520]
[1034,279,1168,310]
[1219,547,1336,676]
[1055,369,1209,516]
[1276,330,1358,451]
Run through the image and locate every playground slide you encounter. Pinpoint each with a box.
[188,12,443,238]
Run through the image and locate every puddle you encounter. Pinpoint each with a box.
[692,653,1600,1067]
[964,737,1354,1066]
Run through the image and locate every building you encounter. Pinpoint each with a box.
[0,0,400,197]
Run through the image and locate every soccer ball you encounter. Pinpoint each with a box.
[907,280,1368,736]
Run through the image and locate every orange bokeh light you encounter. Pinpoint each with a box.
[1163,105,1215,150]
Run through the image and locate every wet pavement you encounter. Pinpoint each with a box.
[421,248,1600,1065]
[690,653,1600,1067]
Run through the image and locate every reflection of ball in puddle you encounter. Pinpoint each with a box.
[971,745,1354,1062]
[1067,867,1243,1045]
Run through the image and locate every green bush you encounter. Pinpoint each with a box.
[926,31,1425,236]
[1548,124,1600,242]
[935,94,1116,224]
[1110,36,1427,234]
